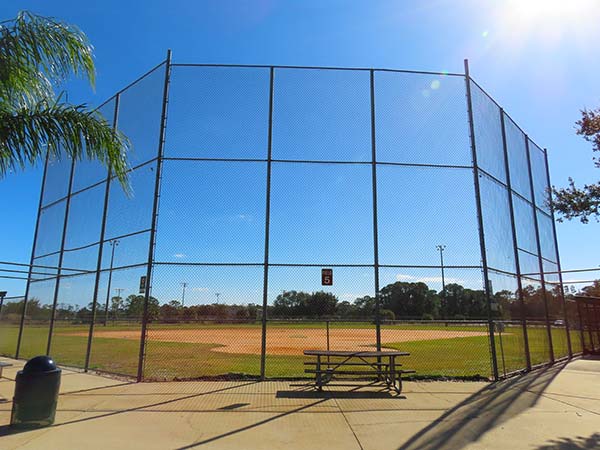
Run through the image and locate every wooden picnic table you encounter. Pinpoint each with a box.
[303,350,413,394]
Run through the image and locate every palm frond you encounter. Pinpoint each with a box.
[0,63,53,108]
[0,101,130,192]
[0,11,95,89]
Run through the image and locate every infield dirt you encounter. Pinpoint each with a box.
[65,327,490,355]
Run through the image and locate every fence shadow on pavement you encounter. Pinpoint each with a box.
[0,380,261,438]
[535,433,600,450]
[398,361,568,450]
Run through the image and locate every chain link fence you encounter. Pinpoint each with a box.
[0,54,584,382]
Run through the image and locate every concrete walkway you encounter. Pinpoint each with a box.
[0,357,598,450]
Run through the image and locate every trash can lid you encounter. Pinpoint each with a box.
[22,356,58,373]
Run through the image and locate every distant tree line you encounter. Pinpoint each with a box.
[3,279,595,325]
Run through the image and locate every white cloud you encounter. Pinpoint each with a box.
[173,253,186,259]
[235,214,253,222]
[395,273,464,284]
[340,292,371,300]
[395,274,415,281]
[192,287,209,293]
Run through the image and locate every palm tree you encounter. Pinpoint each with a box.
[0,11,129,188]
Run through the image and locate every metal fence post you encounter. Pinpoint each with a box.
[260,67,275,380]
[84,94,120,371]
[464,59,499,381]
[586,303,594,350]
[15,152,50,359]
[524,138,555,363]
[592,304,600,351]
[46,158,76,355]
[137,50,172,382]
[500,110,531,371]
[575,299,584,351]
[370,69,382,352]
[543,149,572,357]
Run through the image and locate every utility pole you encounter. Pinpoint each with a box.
[103,239,119,326]
[181,282,187,307]
[436,244,446,295]
[113,288,124,323]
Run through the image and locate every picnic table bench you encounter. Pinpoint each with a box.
[303,350,414,394]
[0,361,13,378]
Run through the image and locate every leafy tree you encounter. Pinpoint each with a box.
[76,306,92,323]
[521,284,547,320]
[442,283,466,318]
[124,294,159,321]
[235,307,250,320]
[553,108,600,222]
[246,303,259,320]
[1,298,24,315]
[0,11,129,186]
[379,281,439,318]
[379,309,395,320]
[335,300,356,318]
[271,291,339,318]
[581,280,600,297]
[442,283,486,319]
[181,306,196,321]
[306,291,338,317]
[461,287,487,319]
[23,298,52,321]
[494,289,519,320]
[353,295,375,318]
[272,291,311,317]
[159,301,180,322]
[211,303,228,320]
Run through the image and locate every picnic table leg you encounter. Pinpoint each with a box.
[397,360,404,394]
[389,355,397,392]
[316,355,322,391]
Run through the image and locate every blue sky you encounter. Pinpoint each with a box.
[1,0,599,301]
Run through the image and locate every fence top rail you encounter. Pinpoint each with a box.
[171,62,464,77]
[2,296,25,301]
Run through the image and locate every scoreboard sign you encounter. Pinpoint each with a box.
[139,276,147,294]
[321,268,333,286]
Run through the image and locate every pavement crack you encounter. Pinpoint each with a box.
[332,396,365,450]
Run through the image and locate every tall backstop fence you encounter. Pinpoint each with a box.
[0,53,583,381]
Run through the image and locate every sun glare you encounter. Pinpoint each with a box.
[507,0,587,21]
[499,0,598,46]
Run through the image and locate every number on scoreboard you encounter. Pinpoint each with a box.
[321,268,333,286]
[139,276,147,294]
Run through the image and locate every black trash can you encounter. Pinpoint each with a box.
[10,356,61,428]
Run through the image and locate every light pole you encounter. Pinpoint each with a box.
[436,245,446,295]
[103,239,119,326]
[215,292,220,304]
[181,282,187,307]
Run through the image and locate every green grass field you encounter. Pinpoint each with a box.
[0,321,582,381]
